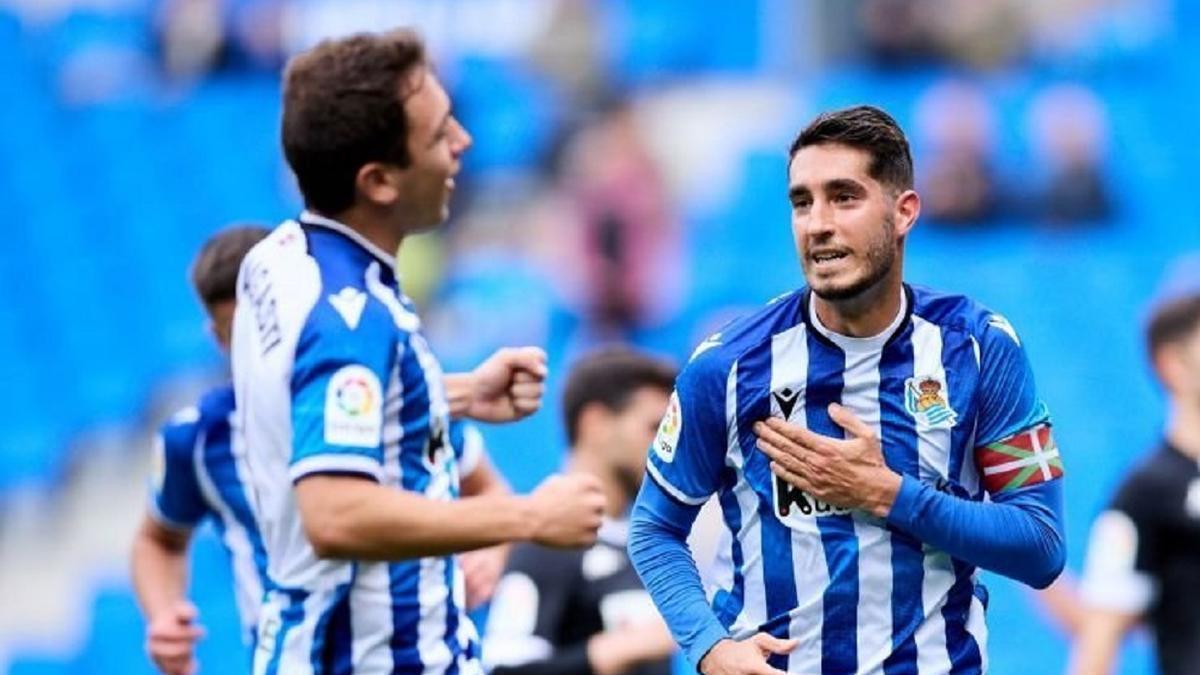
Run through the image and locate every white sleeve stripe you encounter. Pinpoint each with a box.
[289,454,383,482]
[646,461,709,506]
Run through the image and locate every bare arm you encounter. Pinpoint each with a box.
[296,473,605,561]
[1068,608,1139,675]
[130,515,205,675]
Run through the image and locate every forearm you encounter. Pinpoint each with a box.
[297,476,535,560]
[886,477,1065,588]
[444,373,476,418]
[629,480,728,668]
[130,518,190,619]
[1069,611,1136,675]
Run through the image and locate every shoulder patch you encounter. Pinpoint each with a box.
[324,364,384,448]
[328,286,368,330]
[987,314,1021,346]
[653,391,683,463]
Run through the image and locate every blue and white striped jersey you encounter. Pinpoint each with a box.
[646,285,1053,674]
[150,384,267,644]
[232,212,480,675]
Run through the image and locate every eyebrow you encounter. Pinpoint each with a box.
[788,178,866,201]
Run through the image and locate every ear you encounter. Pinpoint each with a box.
[1153,345,1184,393]
[893,189,921,237]
[355,162,401,207]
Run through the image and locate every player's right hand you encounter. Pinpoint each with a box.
[528,473,606,548]
[698,633,796,675]
[145,600,205,675]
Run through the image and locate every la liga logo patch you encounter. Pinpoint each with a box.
[653,391,682,463]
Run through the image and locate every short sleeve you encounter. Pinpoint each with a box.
[644,350,730,505]
[289,299,396,483]
[1080,477,1160,614]
[148,408,210,530]
[451,421,486,477]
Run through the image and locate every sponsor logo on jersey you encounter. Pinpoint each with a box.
[653,391,682,463]
[773,475,850,523]
[325,365,383,447]
[771,385,802,422]
[904,375,958,428]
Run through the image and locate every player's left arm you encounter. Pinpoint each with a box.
[886,314,1066,588]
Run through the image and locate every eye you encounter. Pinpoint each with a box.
[833,192,856,204]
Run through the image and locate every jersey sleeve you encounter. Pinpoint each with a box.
[451,421,486,478]
[289,300,396,483]
[644,349,730,505]
[148,408,210,530]
[1080,475,1160,613]
[971,314,1062,495]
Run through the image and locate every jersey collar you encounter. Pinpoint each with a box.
[805,284,912,353]
[298,210,397,270]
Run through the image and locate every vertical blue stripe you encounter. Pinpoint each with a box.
[392,337,433,672]
[264,589,308,675]
[735,344,796,672]
[443,558,463,675]
[805,333,859,675]
[712,467,746,628]
[202,415,273,593]
[942,329,983,672]
[880,329,923,675]
[311,581,354,675]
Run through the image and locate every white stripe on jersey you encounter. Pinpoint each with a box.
[725,361,770,639]
[191,422,264,640]
[766,323,825,673]
[351,563,395,672]
[841,346,894,673]
[910,316,956,672]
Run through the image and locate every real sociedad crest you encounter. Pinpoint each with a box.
[904,375,958,428]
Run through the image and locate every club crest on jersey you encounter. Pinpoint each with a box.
[904,375,957,428]
[653,391,682,463]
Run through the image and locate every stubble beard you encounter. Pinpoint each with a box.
[809,214,897,302]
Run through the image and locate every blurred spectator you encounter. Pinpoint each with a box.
[154,0,283,81]
[1026,84,1114,224]
[551,99,682,338]
[914,80,1003,225]
[856,0,937,68]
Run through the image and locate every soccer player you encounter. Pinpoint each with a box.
[1070,256,1200,675]
[131,226,513,675]
[231,30,606,674]
[629,106,1066,674]
[484,348,679,675]
[132,225,269,675]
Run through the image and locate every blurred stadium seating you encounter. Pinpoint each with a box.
[0,0,1197,673]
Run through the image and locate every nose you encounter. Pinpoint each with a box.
[450,117,472,157]
[804,200,836,239]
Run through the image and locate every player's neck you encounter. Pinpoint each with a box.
[567,452,629,517]
[1166,400,1200,460]
[813,278,904,338]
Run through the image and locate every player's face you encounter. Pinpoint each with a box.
[1165,323,1200,402]
[788,143,915,301]
[208,300,235,354]
[607,386,672,499]
[394,70,472,230]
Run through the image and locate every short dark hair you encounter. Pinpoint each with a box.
[281,30,428,215]
[1147,295,1200,361]
[789,105,914,191]
[562,348,677,445]
[191,225,271,306]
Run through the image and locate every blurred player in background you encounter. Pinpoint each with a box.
[629,106,1066,674]
[484,348,678,675]
[232,29,605,675]
[1070,255,1200,675]
[131,224,269,675]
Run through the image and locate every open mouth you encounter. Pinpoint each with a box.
[810,250,849,265]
